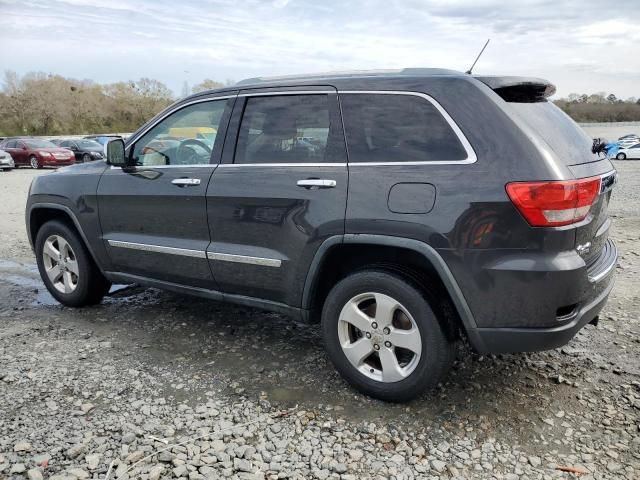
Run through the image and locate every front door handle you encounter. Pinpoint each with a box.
[172,178,201,187]
[297,179,336,189]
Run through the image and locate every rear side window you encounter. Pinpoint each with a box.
[340,93,468,163]
[235,95,330,164]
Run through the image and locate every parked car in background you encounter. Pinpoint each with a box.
[618,135,640,148]
[54,138,104,162]
[616,144,640,160]
[83,134,123,147]
[0,138,75,169]
[0,148,15,171]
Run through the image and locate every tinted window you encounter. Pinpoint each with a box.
[508,101,598,165]
[132,100,227,166]
[235,95,330,164]
[5,140,16,148]
[340,94,467,163]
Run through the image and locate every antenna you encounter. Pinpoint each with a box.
[465,39,490,75]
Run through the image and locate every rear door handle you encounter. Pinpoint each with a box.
[172,178,201,187]
[296,179,336,189]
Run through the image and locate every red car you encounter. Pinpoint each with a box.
[0,138,75,169]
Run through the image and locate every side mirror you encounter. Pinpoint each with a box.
[106,138,127,167]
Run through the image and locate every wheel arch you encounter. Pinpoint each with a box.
[28,203,102,270]
[302,234,484,349]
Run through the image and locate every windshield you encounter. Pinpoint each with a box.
[77,140,102,149]
[25,139,57,148]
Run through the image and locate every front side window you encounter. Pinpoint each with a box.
[235,95,330,164]
[132,100,227,166]
[340,93,468,163]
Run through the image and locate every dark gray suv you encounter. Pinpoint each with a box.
[26,69,617,401]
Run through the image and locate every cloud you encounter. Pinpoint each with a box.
[0,0,637,98]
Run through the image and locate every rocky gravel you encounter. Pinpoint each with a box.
[0,161,639,479]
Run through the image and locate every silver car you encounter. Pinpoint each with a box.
[0,149,15,171]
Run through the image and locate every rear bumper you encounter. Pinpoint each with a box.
[472,270,614,353]
[449,239,618,354]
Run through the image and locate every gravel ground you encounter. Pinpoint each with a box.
[0,161,638,480]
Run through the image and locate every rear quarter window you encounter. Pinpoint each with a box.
[506,101,599,165]
[339,93,469,163]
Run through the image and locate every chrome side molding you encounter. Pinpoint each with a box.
[107,240,207,259]
[206,252,282,268]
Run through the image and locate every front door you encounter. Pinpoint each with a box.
[206,88,348,307]
[97,94,235,289]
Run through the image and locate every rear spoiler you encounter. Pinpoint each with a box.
[474,76,556,102]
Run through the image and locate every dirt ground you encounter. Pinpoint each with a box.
[0,160,638,480]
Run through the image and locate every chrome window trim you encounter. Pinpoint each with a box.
[338,90,477,165]
[218,163,346,168]
[206,252,282,268]
[238,90,334,97]
[125,95,235,149]
[110,164,216,170]
[107,240,207,259]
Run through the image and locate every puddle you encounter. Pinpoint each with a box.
[0,258,131,306]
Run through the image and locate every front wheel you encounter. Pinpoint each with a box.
[35,220,111,307]
[29,155,41,169]
[616,153,626,160]
[321,270,454,402]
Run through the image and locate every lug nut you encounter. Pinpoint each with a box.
[383,327,390,335]
[385,341,392,348]
[371,322,378,329]
[365,332,372,339]
[373,344,380,350]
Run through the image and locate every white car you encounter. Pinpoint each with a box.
[615,143,640,160]
[618,135,640,148]
[0,149,14,171]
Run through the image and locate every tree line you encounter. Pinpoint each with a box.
[0,71,225,136]
[554,92,640,123]
[1,70,639,136]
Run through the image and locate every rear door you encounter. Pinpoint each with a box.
[206,87,348,306]
[7,140,27,165]
[97,94,235,289]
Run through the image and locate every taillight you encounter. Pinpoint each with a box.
[506,177,601,227]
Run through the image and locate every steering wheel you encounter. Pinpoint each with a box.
[176,139,212,164]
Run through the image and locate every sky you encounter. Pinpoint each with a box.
[1,0,639,99]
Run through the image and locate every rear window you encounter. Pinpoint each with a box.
[507,101,599,165]
[340,93,468,163]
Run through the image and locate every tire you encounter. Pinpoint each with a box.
[82,153,90,163]
[321,270,454,402]
[29,155,41,169]
[616,153,626,160]
[35,220,111,307]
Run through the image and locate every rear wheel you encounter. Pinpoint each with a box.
[35,220,111,307]
[616,153,626,160]
[321,270,454,402]
[29,155,41,169]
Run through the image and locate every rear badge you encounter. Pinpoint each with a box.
[577,242,591,256]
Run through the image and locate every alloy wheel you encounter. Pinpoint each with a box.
[337,292,422,383]
[30,156,39,168]
[42,234,79,293]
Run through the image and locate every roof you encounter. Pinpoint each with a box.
[235,68,464,86]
